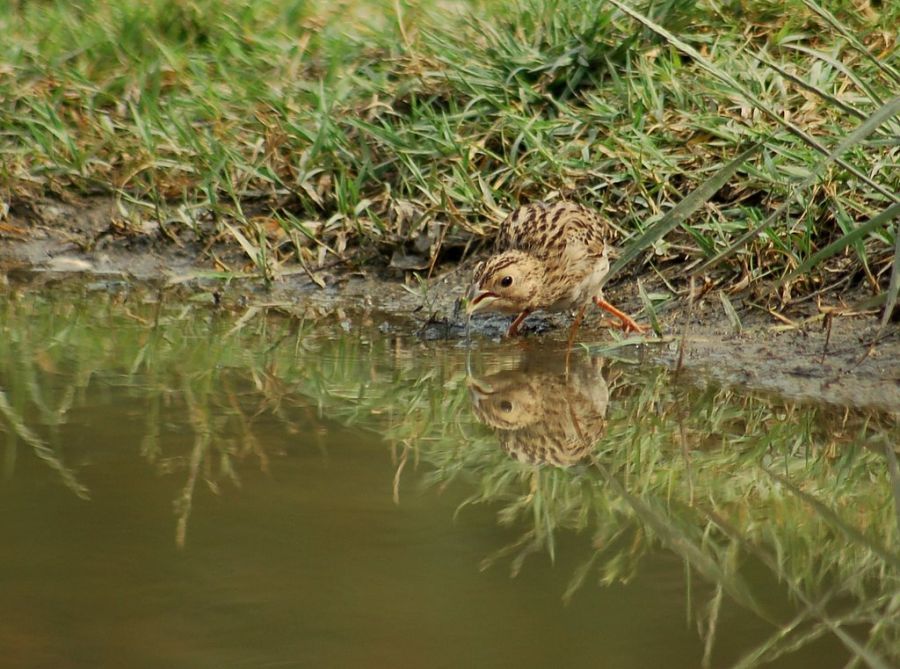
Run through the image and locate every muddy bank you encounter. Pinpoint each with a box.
[2,196,898,413]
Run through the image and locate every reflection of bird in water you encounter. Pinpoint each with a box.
[468,355,609,467]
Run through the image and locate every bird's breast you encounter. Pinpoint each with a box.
[571,257,610,304]
[541,255,609,310]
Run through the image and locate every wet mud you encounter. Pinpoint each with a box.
[2,196,898,412]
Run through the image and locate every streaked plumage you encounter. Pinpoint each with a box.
[466,201,645,339]
[468,355,609,467]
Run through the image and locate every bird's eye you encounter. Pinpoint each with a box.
[500,276,513,287]
[499,400,513,413]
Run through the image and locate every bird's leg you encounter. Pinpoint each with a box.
[593,297,648,334]
[565,305,586,376]
[506,310,532,337]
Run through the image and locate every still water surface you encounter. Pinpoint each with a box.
[1,285,897,668]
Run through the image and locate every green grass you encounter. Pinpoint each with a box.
[1,0,898,305]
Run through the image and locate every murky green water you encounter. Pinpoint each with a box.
[2,283,898,668]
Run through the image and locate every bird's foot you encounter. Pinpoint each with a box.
[593,297,649,334]
[617,316,650,334]
[505,310,531,338]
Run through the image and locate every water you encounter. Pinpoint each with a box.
[1,283,898,668]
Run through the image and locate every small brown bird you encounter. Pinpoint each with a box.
[465,202,647,344]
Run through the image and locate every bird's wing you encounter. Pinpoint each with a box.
[495,202,548,251]
[569,204,611,250]
[559,205,610,272]
[497,201,612,263]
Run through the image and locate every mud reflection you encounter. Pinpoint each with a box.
[468,355,608,466]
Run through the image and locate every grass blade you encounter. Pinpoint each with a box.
[877,220,900,334]
[783,201,900,282]
[605,0,897,202]
[601,144,762,286]
[749,50,865,122]
[781,44,887,109]
[637,279,662,336]
[765,467,900,572]
[699,96,900,274]
[718,291,742,335]
[801,0,900,86]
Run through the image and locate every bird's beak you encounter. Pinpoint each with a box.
[465,378,493,395]
[466,378,495,412]
[465,285,498,316]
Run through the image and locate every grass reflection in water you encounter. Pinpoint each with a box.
[1,286,897,668]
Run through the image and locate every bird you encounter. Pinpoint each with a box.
[467,354,610,467]
[465,201,647,348]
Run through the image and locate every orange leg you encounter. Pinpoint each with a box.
[565,305,586,374]
[506,310,531,337]
[593,297,648,334]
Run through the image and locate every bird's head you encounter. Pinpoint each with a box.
[467,372,544,430]
[465,251,544,316]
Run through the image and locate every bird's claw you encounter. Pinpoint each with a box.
[620,319,650,334]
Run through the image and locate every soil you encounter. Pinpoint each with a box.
[2,196,899,413]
